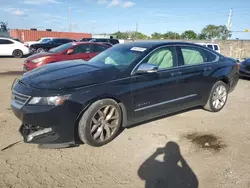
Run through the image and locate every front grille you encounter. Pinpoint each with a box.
[11,90,31,107]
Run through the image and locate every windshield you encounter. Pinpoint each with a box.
[49,42,73,53]
[88,45,145,70]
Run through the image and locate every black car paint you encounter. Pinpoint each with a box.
[239,58,250,77]
[30,38,74,52]
[11,42,239,146]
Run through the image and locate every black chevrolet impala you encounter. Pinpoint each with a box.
[11,42,239,148]
[239,58,250,78]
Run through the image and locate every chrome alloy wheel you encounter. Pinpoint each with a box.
[90,105,120,142]
[212,85,227,110]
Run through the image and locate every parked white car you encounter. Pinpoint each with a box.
[196,43,221,53]
[0,37,30,58]
[24,37,55,47]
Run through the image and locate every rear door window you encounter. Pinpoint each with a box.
[180,46,217,65]
[214,45,219,51]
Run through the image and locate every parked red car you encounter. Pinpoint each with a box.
[23,42,110,72]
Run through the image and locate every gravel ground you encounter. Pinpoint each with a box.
[0,58,250,188]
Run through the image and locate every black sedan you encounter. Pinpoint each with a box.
[11,41,239,148]
[30,38,75,53]
[239,58,250,78]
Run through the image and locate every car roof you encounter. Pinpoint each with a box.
[117,41,203,48]
[51,38,73,40]
[71,42,110,46]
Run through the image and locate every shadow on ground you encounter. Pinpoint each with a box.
[138,141,198,188]
[0,71,24,76]
[0,55,30,59]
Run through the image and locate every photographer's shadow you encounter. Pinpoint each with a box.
[138,141,198,188]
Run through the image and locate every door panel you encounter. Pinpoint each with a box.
[176,45,219,107]
[130,69,188,122]
[130,46,185,122]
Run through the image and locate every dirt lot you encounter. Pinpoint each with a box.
[0,58,250,188]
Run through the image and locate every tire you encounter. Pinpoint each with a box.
[12,50,23,58]
[78,99,122,147]
[36,48,45,53]
[204,81,228,112]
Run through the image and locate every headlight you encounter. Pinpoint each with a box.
[32,57,48,63]
[28,95,70,106]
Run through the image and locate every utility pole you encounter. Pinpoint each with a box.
[69,5,72,32]
[227,8,233,31]
[134,21,138,40]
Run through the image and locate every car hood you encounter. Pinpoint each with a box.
[26,52,57,60]
[20,60,120,90]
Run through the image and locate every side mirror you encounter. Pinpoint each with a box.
[66,49,74,55]
[134,63,158,74]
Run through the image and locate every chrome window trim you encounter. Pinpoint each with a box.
[179,44,220,66]
[134,94,197,112]
[130,44,219,75]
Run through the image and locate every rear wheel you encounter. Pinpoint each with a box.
[78,99,122,147]
[12,50,23,58]
[204,81,228,112]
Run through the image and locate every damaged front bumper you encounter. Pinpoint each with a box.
[19,124,54,143]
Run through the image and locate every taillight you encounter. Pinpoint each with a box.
[24,44,29,48]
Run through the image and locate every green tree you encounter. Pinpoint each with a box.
[135,32,148,39]
[198,33,207,40]
[181,30,197,39]
[0,22,8,32]
[151,32,162,39]
[200,24,231,40]
[217,25,232,40]
[112,31,128,39]
[162,31,181,39]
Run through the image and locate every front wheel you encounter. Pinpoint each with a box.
[78,99,122,147]
[204,81,228,112]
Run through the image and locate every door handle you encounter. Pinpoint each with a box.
[171,71,182,76]
[204,67,212,71]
